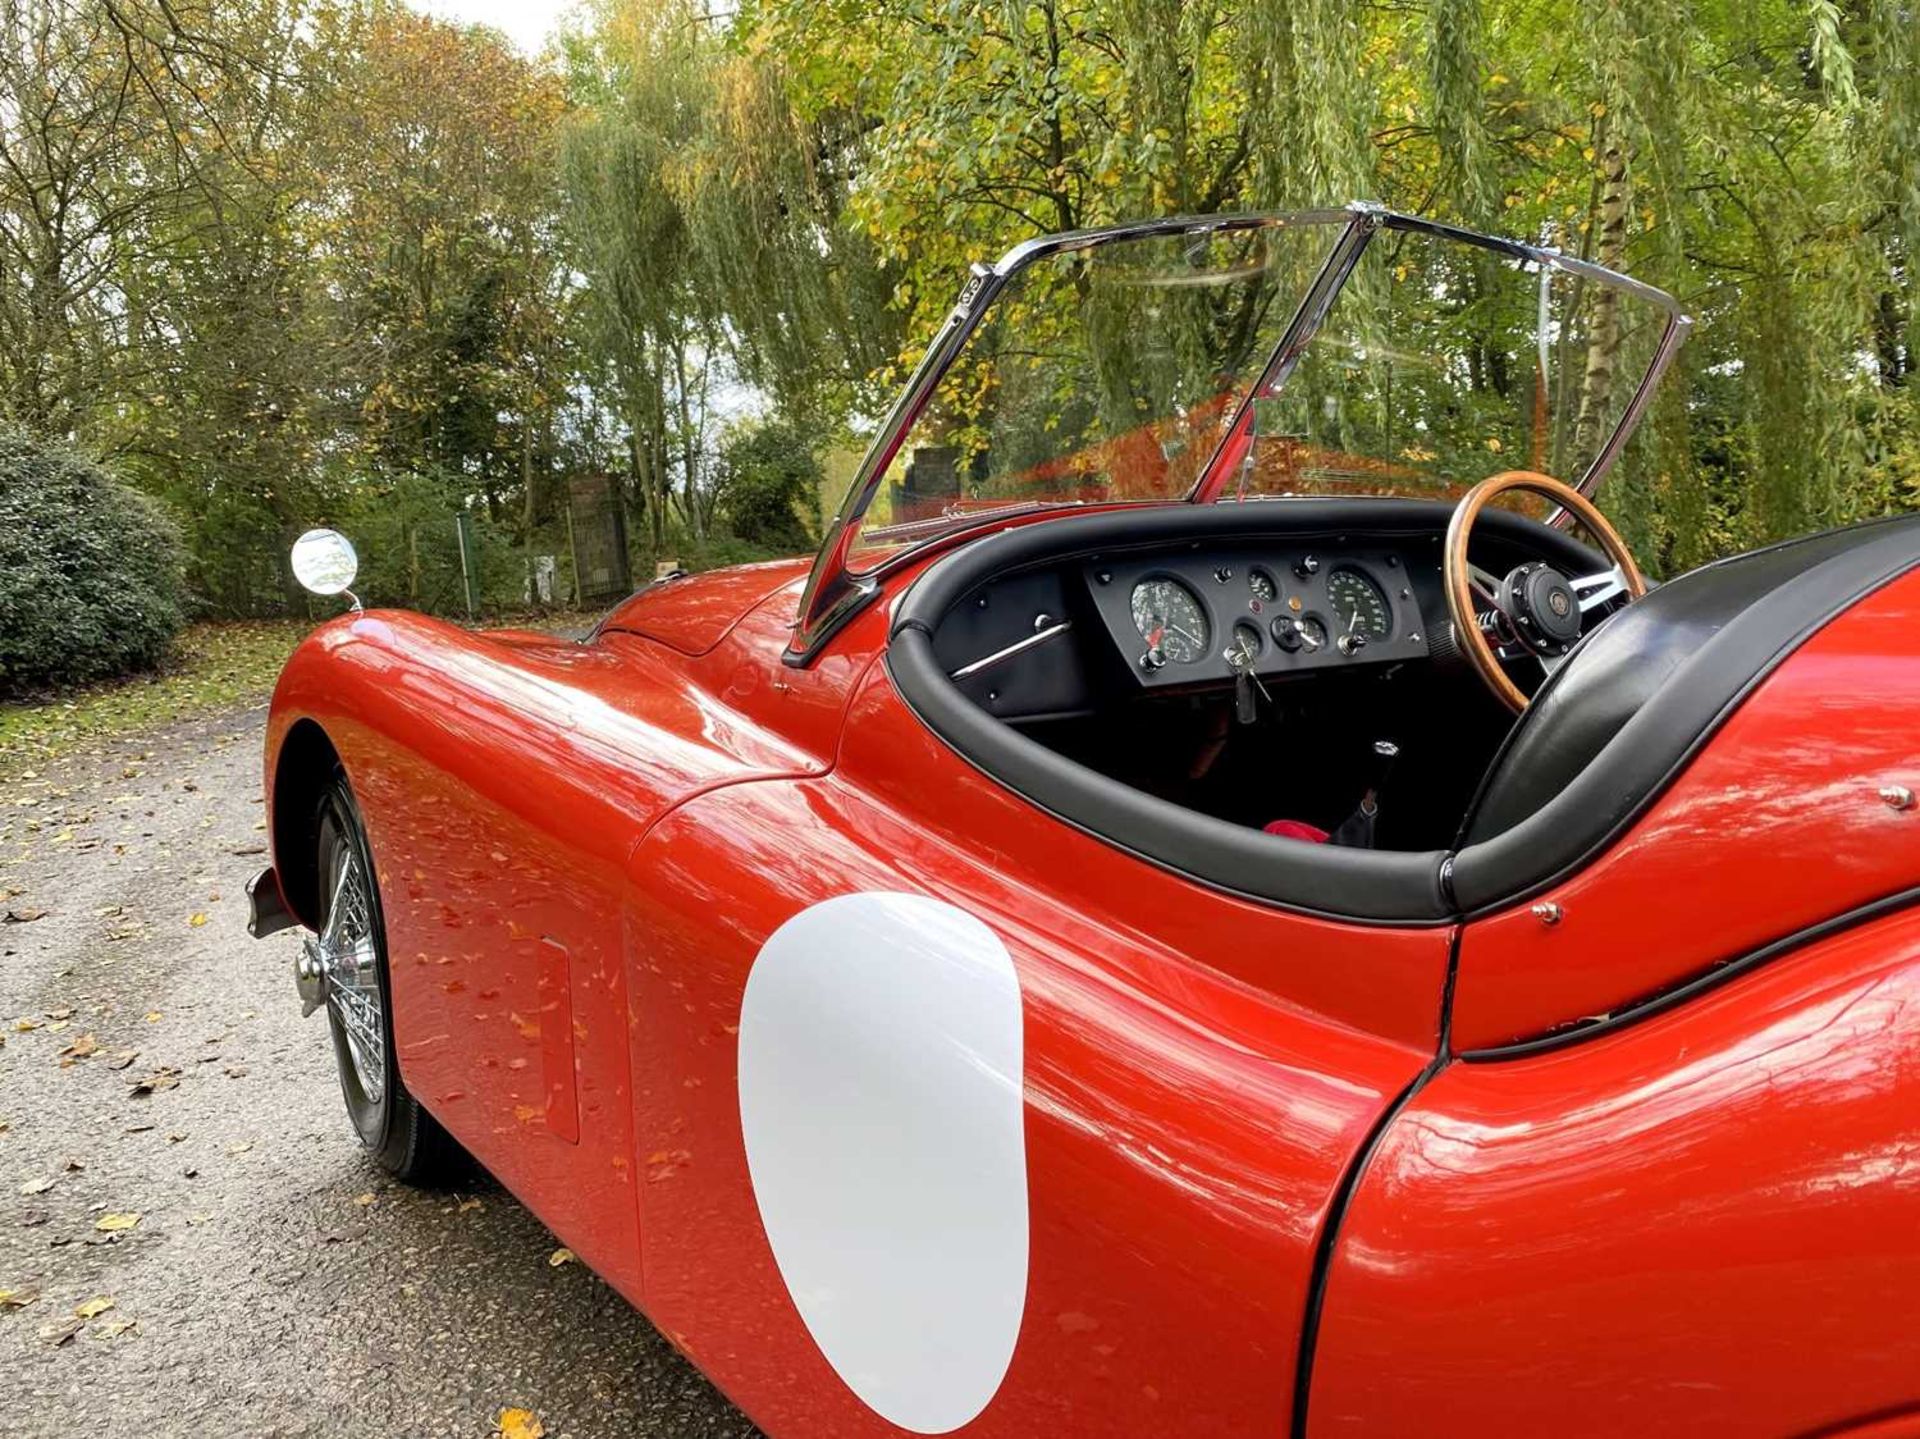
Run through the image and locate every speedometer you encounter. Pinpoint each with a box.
[1326,568,1392,642]
[1130,578,1210,664]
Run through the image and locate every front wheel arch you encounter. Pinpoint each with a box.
[271,718,342,927]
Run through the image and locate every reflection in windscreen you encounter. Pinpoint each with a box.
[1232,228,1667,502]
[851,221,1339,566]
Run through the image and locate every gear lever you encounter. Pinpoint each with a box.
[1329,739,1401,849]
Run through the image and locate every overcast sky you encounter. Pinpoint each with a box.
[410,0,573,53]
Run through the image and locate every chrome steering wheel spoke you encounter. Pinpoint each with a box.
[1571,564,1631,615]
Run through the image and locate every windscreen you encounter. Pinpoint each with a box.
[847,218,1342,568]
[1223,225,1673,502]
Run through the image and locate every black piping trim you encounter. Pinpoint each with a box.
[1452,524,1920,915]
[1291,927,1461,1437]
[884,648,1454,927]
[1458,885,1920,1063]
[1289,1069,1436,1439]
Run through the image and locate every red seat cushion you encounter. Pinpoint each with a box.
[1263,818,1329,844]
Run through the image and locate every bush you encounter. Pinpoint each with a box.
[717,420,823,555]
[0,429,187,696]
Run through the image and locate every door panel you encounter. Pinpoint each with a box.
[1308,904,1920,1437]
[622,669,1451,1437]
[1451,572,1920,1051]
[354,724,644,1298]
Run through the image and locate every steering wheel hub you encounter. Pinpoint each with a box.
[1502,563,1584,655]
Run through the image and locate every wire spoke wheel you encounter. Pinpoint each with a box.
[316,842,385,1106]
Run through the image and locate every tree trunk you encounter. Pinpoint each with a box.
[1571,127,1630,476]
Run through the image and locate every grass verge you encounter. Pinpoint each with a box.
[0,620,311,780]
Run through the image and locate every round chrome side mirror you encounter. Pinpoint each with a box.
[290,528,361,606]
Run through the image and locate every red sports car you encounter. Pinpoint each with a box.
[248,206,1920,1438]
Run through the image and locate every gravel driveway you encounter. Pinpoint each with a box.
[0,700,759,1438]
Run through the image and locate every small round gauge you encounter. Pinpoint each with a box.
[1227,620,1265,664]
[1130,577,1210,664]
[1326,567,1393,643]
[1248,568,1278,603]
[1272,613,1328,653]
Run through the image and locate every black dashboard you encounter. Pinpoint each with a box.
[926,529,1461,722]
[1082,544,1431,687]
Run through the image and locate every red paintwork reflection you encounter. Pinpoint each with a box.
[599,557,812,656]
[1311,904,1920,1438]
[1452,569,1920,1050]
[263,596,883,1305]
[625,754,1437,1438]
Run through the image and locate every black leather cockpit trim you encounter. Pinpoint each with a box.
[887,630,1455,923]
[886,502,1919,922]
[1450,514,1920,913]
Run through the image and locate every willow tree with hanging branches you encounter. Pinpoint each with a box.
[628,0,1917,568]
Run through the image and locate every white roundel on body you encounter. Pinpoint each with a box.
[738,892,1029,1435]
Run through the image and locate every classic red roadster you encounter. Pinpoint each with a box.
[248,206,1920,1437]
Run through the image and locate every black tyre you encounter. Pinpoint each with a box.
[311,773,465,1184]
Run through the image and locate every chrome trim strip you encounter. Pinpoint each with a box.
[950,620,1073,679]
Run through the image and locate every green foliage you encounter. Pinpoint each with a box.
[330,471,531,615]
[0,620,309,779]
[717,420,824,554]
[0,429,187,696]
[2,0,1918,658]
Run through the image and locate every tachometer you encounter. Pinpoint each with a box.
[1326,567,1392,642]
[1130,578,1210,664]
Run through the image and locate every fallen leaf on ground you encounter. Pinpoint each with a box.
[18,1176,55,1196]
[3,908,46,924]
[457,1197,483,1213]
[37,1318,82,1346]
[225,1141,252,1156]
[497,1408,545,1439]
[58,1034,98,1061]
[353,1191,377,1207]
[0,1288,39,1308]
[548,1247,575,1268]
[143,1012,162,1023]
[188,912,208,927]
[129,1066,180,1096]
[107,1051,139,1070]
[45,1007,73,1021]
[73,1296,115,1319]
[13,1018,41,1033]
[94,1212,141,1232]
[93,1317,137,1338]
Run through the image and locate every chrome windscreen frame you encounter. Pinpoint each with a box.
[786,202,1691,665]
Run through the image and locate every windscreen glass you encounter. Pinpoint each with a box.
[1223,226,1671,503]
[847,218,1342,568]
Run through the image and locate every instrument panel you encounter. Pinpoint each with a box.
[1085,545,1432,687]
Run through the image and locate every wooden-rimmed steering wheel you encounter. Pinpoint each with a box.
[1443,470,1648,713]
